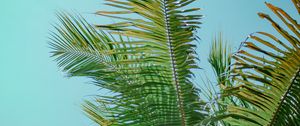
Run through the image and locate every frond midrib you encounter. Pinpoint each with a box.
[268,67,300,126]
[162,0,186,125]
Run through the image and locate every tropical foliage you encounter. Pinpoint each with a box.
[215,1,300,125]
[49,0,300,125]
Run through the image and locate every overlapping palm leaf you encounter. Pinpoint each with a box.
[94,0,206,125]
[218,1,300,125]
[50,0,207,125]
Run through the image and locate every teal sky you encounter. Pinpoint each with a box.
[0,0,296,126]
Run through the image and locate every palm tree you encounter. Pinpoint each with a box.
[49,0,300,125]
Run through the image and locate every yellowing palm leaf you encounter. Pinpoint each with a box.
[219,1,300,125]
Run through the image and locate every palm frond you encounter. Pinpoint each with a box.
[199,34,236,126]
[50,0,207,125]
[209,33,232,88]
[91,0,206,125]
[217,1,300,125]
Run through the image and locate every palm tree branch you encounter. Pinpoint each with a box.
[94,0,205,125]
[217,1,300,126]
[270,67,300,125]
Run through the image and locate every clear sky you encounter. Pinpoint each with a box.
[0,0,296,126]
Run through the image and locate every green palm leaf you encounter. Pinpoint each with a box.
[93,0,205,125]
[218,1,300,125]
[50,0,207,125]
[209,34,232,89]
[201,34,248,126]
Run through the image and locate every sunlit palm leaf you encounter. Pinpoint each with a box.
[92,0,205,125]
[50,0,207,125]
[219,1,300,125]
[50,14,170,125]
